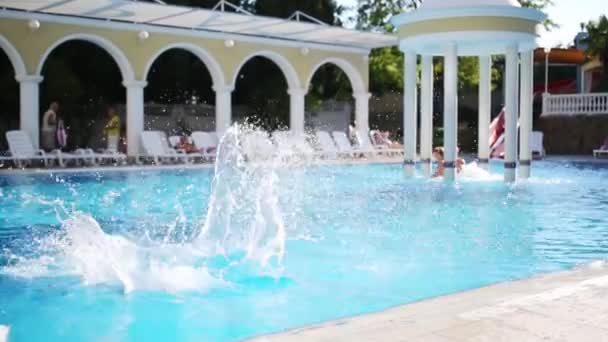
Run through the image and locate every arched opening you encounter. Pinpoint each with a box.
[0,49,19,151]
[144,48,215,137]
[39,40,125,151]
[305,63,354,133]
[233,55,296,132]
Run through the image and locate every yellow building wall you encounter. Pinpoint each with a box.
[0,18,369,92]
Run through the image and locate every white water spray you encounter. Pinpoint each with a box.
[2,124,297,293]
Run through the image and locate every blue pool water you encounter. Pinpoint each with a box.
[1,159,608,341]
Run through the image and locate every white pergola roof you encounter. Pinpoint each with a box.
[0,0,397,50]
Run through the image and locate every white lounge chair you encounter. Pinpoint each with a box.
[333,131,371,158]
[140,131,199,164]
[160,131,204,164]
[594,149,608,158]
[593,137,608,158]
[531,131,546,159]
[314,131,344,159]
[191,131,218,161]
[5,130,58,167]
[168,135,181,148]
[7,130,124,168]
[366,130,404,157]
[73,148,126,166]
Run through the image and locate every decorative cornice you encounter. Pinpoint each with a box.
[392,6,547,27]
[213,85,235,93]
[15,74,43,83]
[122,80,148,88]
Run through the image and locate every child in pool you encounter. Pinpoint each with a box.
[432,147,465,178]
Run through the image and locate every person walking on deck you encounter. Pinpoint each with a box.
[104,106,121,152]
[41,102,59,151]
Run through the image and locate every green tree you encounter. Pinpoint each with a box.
[254,0,343,25]
[583,15,608,90]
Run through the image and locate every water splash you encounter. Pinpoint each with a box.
[0,325,9,342]
[1,124,302,294]
[459,162,501,182]
[197,125,287,268]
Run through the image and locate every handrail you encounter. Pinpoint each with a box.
[542,93,608,116]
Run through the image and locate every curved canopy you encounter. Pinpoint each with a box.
[0,0,396,50]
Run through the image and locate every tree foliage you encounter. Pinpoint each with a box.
[583,14,608,89]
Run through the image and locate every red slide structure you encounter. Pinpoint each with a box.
[489,108,506,159]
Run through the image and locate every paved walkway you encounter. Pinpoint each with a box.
[251,262,608,342]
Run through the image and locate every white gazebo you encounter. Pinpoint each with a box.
[392,0,546,182]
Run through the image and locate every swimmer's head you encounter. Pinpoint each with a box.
[433,147,445,161]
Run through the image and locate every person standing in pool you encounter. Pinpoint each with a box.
[103,106,121,152]
[432,147,465,178]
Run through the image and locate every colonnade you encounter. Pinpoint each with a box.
[14,74,372,156]
[402,45,535,182]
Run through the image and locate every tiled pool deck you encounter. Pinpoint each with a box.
[251,262,608,342]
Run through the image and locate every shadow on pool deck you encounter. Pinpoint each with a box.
[249,262,608,342]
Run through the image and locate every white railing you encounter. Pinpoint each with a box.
[542,93,608,116]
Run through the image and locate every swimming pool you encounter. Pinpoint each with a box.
[1,159,608,341]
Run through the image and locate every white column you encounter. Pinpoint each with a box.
[403,50,418,177]
[289,88,307,134]
[124,80,147,157]
[443,43,458,181]
[354,92,371,136]
[478,55,492,169]
[214,86,233,136]
[420,55,434,177]
[16,75,43,149]
[504,44,519,182]
[519,50,534,179]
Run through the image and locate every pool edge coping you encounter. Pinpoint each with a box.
[247,261,608,341]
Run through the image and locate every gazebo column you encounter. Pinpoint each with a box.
[289,88,307,134]
[403,50,418,177]
[17,75,43,148]
[214,86,233,136]
[125,80,147,157]
[443,43,458,181]
[478,55,492,169]
[354,92,371,136]
[519,49,534,179]
[504,44,519,182]
[420,55,434,177]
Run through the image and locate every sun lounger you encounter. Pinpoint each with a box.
[140,131,200,164]
[168,135,181,148]
[314,131,345,159]
[5,130,58,167]
[363,131,403,157]
[191,131,218,161]
[594,149,608,158]
[593,137,608,158]
[160,131,204,164]
[73,148,126,166]
[531,131,546,159]
[331,131,357,158]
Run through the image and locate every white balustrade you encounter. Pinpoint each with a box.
[543,93,608,116]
